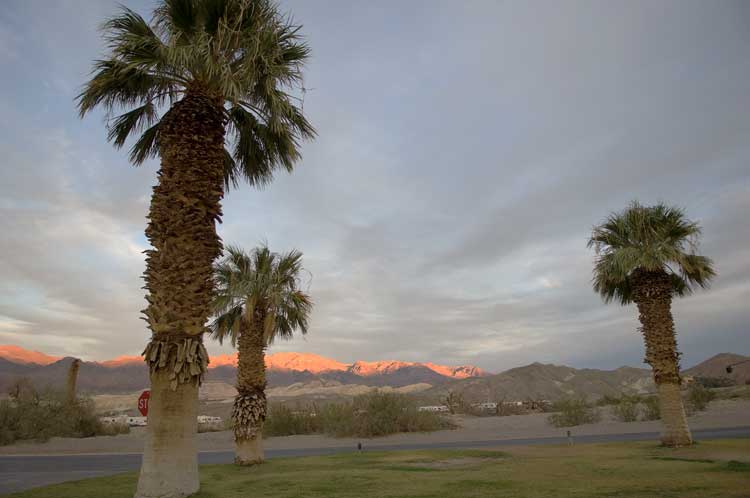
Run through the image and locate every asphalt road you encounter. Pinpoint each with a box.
[1,426,749,495]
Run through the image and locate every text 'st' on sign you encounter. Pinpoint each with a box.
[138,390,150,417]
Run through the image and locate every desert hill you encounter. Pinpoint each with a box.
[685,353,750,385]
[422,362,655,403]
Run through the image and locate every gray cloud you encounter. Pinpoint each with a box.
[0,0,748,371]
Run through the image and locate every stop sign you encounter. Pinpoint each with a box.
[138,390,150,417]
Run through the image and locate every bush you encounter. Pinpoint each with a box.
[0,385,114,445]
[686,384,715,413]
[695,377,734,388]
[98,422,131,437]
[264,392,451,438]
[612,399,640,422]
[441,391,466,415]
[494,402,528,417]
[264,404,320,437]
[324,392,451,438]
[197,421,225,433]
[596,394,621,407]
[547,397,600,428]
[641,396,661,421]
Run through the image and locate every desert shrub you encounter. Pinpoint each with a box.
[714,385,750,401]
[596,394,621,407]
[547,397,600,428]
[264,404,320,436]
[98,422,131,436]
[612,398,640,422]
[686,384,715,413]
[641,395,661,421]
[0,386,111,445]
[317,402,359,437]
[441,391,466,414]
[694,377,734,388]
[327,392,452,438]
[597,393,643,407]
[263,393,451,438]
[494,402,528,417]
[197,421,224,433]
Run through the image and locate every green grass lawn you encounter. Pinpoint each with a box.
[9,439,750,498]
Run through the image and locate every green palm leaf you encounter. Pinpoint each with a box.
[209,244,312,347]
[588,201,716,304]
[77,0,315,189]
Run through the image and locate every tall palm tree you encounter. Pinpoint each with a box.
[77,1,314,495]
[588,201,715,447]
[210,245,312,464]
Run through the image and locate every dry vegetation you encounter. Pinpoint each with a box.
[0,382,129,445]
[264,391,452,438]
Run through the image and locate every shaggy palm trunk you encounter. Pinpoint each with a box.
[632,269,692,447]
[233,314,267,465]
[66,358,81,404]
[135,90,226,498]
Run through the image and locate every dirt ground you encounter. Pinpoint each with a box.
[1,399,747,456]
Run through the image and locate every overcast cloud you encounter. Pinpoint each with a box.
[0,0,748,372]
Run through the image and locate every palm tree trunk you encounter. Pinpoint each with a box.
[66,358,80,404]
[135,90,226,498]
[633,270,692,447]
[233,313,267,465]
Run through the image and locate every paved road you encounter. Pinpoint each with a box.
[2,426,749,495]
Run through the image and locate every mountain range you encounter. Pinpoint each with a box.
[0,345,746,401]
[0,345,486,394]
[422,353,750,403]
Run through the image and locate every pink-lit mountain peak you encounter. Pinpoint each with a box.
[100,355,143,367]
[0,345,487,379]
[266,352,348,373]
[350,360,485,379]
[0,345,60,365]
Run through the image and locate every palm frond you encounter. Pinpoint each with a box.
[210,243,312,349]
[80,0,315,177]
[107,103,158,148]
[588,201,715,304]
[129,122,161,165]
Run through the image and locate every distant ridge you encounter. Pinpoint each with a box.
[0,345,487,394]
[2,345,743,400]
[423,354,748,402]
[0,345,60,365]
[685,353,750,385]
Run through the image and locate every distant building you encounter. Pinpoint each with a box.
[126,416,148,427]
[100,415,222,427]
[473,402,498,410]
[197,415,222,424]
[418,405,449,412]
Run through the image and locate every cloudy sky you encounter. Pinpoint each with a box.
[0,1,748,372]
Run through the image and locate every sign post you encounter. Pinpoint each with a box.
[138,390,150,417]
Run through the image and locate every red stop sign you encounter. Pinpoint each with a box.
[138,390,150,417]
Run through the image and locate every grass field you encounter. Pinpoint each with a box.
[8,439,750,498]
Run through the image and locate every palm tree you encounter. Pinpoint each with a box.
[77,1,314,495]
[210,245,312,464]
[588,201,715,447]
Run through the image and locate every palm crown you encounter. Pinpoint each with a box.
[210,245,312,347]
[77,0,315,188]
[588,201,715,305]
